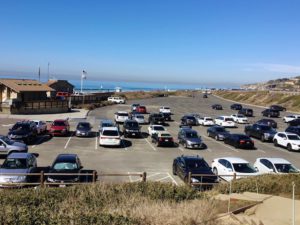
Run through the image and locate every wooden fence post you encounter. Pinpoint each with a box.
[142,172,147,182]
[188,172,192,186]
[92,171,97,183]
[40,171,45,188]
[233,173,236,181]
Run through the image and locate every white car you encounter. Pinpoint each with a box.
[254,158,299,174]
[283,115,300,123]
[197,117,214,126]
[148,125,166,136]
[159,106,171,114]
[99,127,121,147]
[231,114,248,124]
[211,157,258,182]
[214,116,235,128]
[32,120,47,134]
[107,96,126,104]
[114,111,129,123]
[273,132,300,151]
[131,114,145,124]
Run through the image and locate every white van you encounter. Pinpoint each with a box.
[107,96,126,104]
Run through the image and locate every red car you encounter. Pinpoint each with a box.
[50,119,70,136]
[136,106,147,114]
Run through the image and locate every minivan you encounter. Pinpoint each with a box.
[238,108,254,117]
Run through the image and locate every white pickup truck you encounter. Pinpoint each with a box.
[107,97,126,104]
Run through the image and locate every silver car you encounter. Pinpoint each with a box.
[0,135,28,155]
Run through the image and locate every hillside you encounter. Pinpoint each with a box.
[214,90,300,112]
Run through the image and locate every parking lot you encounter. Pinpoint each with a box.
[0,93,299,185]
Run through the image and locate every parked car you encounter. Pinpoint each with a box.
[47,154,96,186]
[238,108,253,117]
[99,127,121,147]
[207,125,230,141]
[224,134,255,149]
[283,115,300,123]
[285,126,300,136]
[131,113,145,124]
[181,115,198,126]
[148,125,166,136]
[270,105,286,111]
[32,120,47,134]
[148,113,165,125]
[244,124,277,142]
[231,114,248,124]
[131,103,140,112]
[256,119,277,129]
[151,131,174,147]
[212,104,223,110]
[99,119,115,132]
[173,155,217,187]
[288,118,300,126]
[230,104,242,110]
[0,135,28,156]
[178,127,203,149]
[159,106,171,114]
[203,94,208,98]
[160,112,172,121]
[114,111,129,123]
[107,96,126,104]
[211,157,258,182]
[261,109,280,118]
[49,119,70,137]
[197,117,214,126]
[122,120,141,138]
[8,121,38,144]
[75,122,93,137]
[254,158,299,174]
[0,153,41,187]
[273,132,300,151]
[136,105,147,114]
[214,116,235,128]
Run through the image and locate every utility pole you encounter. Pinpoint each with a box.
[47,62,50,81]
[38,66,41,82]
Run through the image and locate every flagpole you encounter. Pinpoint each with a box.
[80,71,83,93]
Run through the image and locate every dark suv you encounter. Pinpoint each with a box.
[230,104,242,110]
[122,119,141,137]
[178,128,203,149]
[8,121,38,144]
[181,115,198,126]
[270,105,286,111]
[261,109,280,118]
[148,113,165,125]
[238,108,253,117]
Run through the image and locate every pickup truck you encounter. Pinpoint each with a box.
[244,124,277,142]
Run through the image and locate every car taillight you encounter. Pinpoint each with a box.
[170,138,174,141]
[159,138,163,141]
[240,140,245,144]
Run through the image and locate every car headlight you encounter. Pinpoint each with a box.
[73,177,79,182]
[219,134,224,138]
[14,176,26,182]
[191,177,199,183]
[264,133,270,137]
[47,177,55,182]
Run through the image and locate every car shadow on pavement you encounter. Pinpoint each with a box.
[32,134,53,146]
[121,140,132,148]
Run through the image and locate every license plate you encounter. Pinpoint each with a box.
[194,145,199,147]
[82,133,85,135]
[59,184,66,187]
[132,133,135,136]
[165,139,169,142]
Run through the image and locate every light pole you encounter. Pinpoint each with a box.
[81,70,87,94]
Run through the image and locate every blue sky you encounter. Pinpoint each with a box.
[0,0,300,86]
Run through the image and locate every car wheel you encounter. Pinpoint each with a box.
[207,131,211,137]
[183,142,187,148]
[287,144,292,151]
[261,135,265,142]
[172,165,177,175]
[274,139,278,147]
[213,167,218,175]
[215,135,219,141]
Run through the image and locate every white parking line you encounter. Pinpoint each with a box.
[258,142,292,154]
[202,135,239,152]
[31,145,36,148]
[167,172,178,186]
[1,124,14,127]
[144,138,157,151]
[95,136,98,150]
[178,147,184,152]
[64,134,73,149]
[156,176,171,182]
[207,148,212,152]
[127,172,133,182]
[146,173,161,179]
[257,149,266,153]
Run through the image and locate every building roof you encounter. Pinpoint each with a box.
[46,79,75,88]
[0,79,54,93]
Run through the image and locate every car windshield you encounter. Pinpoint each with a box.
[101,123,113,127]
[53,162,78,170]
[12,124,30,131]
[237,115,245,118]
[2,158,27,169]
[161,134,171,137]
[118,113,128,117]
[77,123,90,129]
[102,130,119,136]
[53,121,66,126]
[186,117,195,120]
[205,118,213,121]
[187,159,209,169]
[154,126,165,131]
[186,132,198,138]
[215,127,226,132]
[126,122,139,128]
[233,163,256,173]
[275,164,299,173]
[288,135,300,140]
[163,107,170,110]
[1,137,14,145]
[261,126,275,131]
[225,118,234,122]
[136,115,144,119]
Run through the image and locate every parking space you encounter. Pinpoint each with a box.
[0,93,300,185]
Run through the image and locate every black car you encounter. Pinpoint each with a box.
[270,105,286,111]
[244,124,277,142]
[256,119,277,129]
[75,122,93,137]
[122,119,141,138]
[160,112,172,121]
[224,134,255,149]
[47,154,96,185]
[285,126,300,136]
[148,113,165,125]
[238,108,253,117]
[207,125,230,141]
[173,155,217,188]
[261,109,280,118]
[178,128,203,149]
[288,119,300,126]
[181,115,198,126]
[212,104,223,110]
[8,121,38,144]
[151,132,175,147]
[203,94,208,98]
[230,104,242,110]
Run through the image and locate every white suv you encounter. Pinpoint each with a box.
[114,111,129,123]
[214,116,235,128]
[197,117,214,126]
[99,127,121,147]
[107,97,126,104]
[159,106,171,114]
[273,132,300,151]
[283,115,300,123]
[231,114,248,124]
